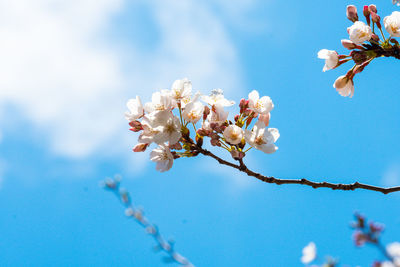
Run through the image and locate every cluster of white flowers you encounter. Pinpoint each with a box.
[125,79,279,172]
[318,5,400,98]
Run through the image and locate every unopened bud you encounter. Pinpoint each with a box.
[368,4,377,14]
[341,39,357,50]
[370,12,381,28]
[129,120,143,132]
[196,128,209,136]
[371,34,380,42]
[203,106,210,120]
[239,98,247,113]
[230,150,245,160]
[346,5,358,22]
[133,143,149,152]
[353,60,371,75]
[169,142,182,150]
[234,115,240,122]
[363,6,371,25]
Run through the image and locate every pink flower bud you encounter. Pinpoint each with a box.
[239,98,247,113]
[363,6,371,25]
[341,39,357,50]
[370,11,381,27]
[368,4,377,14]
[197,128,210,136]
[203,106,210,120]
[230,150,245,160]
[371,34,380,42]
[234,114,240,122]
[133,143,148,152]
[129,120,143,132]
[169,142,182,150]
[346,5,359,22]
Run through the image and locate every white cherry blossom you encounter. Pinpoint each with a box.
[144,90,174,114]
[202,88,235,107]
[138,111,181,145]
[182,95,204,123]
[125,96,144,121]
[300,242,316,264]
[317,49,339,72]
[347,21,372,44]
[150,145,174,172]
[333,75,354,98]
[223,125,243,145]
[208,104,228,125]
[138,115,162,144]
[245,121,279,154]
[384,11,400,37]
[248,90,274,115]
[152,111,182,145]
[171,78,192,105]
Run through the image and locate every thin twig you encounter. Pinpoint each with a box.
[102,176,194,266]
[195,146,400,194]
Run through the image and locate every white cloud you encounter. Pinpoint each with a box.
[383,162,400,187]
[0,0,247,159]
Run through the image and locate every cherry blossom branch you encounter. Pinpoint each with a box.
[102,176,194,267]
[194,145,400,194]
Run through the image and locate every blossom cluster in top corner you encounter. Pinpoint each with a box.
[125,78,279,172]
[318,4,400,98]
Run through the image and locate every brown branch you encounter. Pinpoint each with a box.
[195,146,400,194]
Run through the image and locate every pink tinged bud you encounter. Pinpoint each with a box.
[169,142,182,150]
[230,150,245,160]
[239,98,247,113]
[196,128,210,136]
[363,6,371,25]
[370,12,381,27]
[203,106,210,120]
[341,39,357,49]
[368,4,377,14]
[346,5,359,22]
[129,120,143,132]
[234,115,240,122]
[371,34,380,42]
[258,113,270,127]
[353,60,371,75]
[133,143,149,152]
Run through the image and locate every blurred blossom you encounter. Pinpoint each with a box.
[301,242,317,264]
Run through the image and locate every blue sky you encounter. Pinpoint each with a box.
[1,0,400,266]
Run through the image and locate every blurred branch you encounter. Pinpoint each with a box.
[102,176,194,267]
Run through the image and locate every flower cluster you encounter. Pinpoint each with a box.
[125,78,279,172]
[318,4,400,98]
[300,214,400,267]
